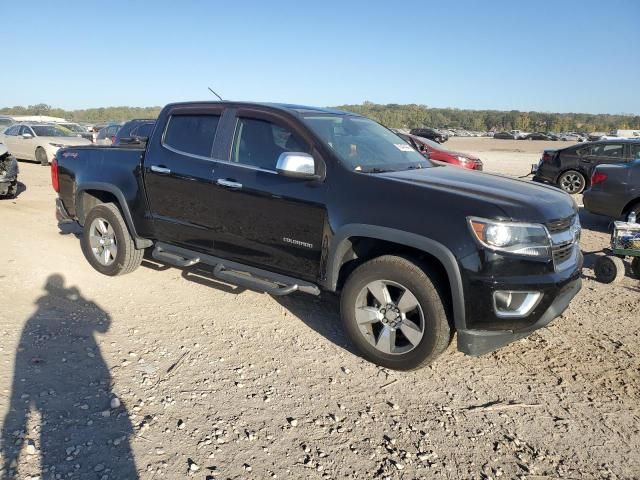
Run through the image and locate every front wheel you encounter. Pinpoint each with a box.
[35,147,48,166]
[340,255,451,370]
[557,170,586,194]
[81,203,144,276]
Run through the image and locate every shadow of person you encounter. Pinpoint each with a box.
[0,274,138,479]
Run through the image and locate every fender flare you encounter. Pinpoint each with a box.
[324,224,465,330]
[75,182,152,249]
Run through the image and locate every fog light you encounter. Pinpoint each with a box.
[493,290,542,318]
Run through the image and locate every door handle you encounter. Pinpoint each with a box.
[216,179,243,189]
[151,165,171,174]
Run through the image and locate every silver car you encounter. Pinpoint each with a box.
[0,123,91,165]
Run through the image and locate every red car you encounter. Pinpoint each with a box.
[398,132,483,170]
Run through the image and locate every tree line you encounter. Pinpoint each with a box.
[2,102,639,133]
[334,102,640,133]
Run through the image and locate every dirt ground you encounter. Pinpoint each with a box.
[0,139,639,480]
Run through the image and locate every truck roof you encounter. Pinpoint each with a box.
[163,101,359,118]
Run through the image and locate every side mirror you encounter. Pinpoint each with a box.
[22,133,33,139]
[276,152,316,179]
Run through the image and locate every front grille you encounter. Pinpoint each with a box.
[548,214,580,271]
[546,214,576,233]
[552,242,574,266]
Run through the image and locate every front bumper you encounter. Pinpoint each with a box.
[457,274,582,356]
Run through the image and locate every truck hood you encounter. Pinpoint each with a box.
[380,165,577,223]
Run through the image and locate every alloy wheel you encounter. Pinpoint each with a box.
[354,280,425,355]
[88,217,118,266]
[560,173,584,193]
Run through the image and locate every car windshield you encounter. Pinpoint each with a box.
[0,119,13,127]
[61,123,85,133]
[302,115,430,172]
[32,125,76,137]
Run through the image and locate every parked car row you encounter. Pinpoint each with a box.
[0,119,157,164]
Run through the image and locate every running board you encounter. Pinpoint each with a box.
[151,242,320,296]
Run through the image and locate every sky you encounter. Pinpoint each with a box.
[1,0,639,114]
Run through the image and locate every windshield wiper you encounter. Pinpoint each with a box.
[356,167,394,173]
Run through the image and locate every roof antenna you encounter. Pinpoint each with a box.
[208,87,223,101]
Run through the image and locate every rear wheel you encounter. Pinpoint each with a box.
[558,170,586,194]
[81,203,144,276]
[340,255,451,370]
[594,255,625,284]
[35,147,48,166]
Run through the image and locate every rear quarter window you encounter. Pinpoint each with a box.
[163,114,220,157]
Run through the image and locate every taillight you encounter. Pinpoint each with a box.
[51,157,59,192]
[591,171,607,186]
[542,152,553,162]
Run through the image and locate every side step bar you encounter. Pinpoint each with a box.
[151,242,320,296]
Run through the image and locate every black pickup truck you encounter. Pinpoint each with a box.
[53,101,583,370]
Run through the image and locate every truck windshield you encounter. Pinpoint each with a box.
[302,115,430,172]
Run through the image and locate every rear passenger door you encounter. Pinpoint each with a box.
[144,106,224,251]
[207,109,327,282]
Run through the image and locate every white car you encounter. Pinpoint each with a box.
[0,123,91,165]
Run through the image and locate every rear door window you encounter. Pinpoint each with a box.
[164,114,220,157]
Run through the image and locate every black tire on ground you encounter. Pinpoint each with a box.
[594,255,625,284]
[631,257,640,279]
[340,255,451,370]
[81,203,144,276]
[35,147,48,166]
[557,170,586,194]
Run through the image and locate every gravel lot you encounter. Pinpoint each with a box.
[1,139,639,479]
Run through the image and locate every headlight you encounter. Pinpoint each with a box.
[457,156,471,164]
[49,142,65,148]
[468,217,551,257]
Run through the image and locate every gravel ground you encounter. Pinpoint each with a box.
[0,139,639,480]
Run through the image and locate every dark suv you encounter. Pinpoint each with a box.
[53,101,583,370]
[533,139,640,194]
[113,119,156,145]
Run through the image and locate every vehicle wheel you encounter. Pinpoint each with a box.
[340,255,451,370]
[558,170,586,194]
[35,147,48,166]
[81,203,144,276]
[594,255,625,284]
[631,257,640,279]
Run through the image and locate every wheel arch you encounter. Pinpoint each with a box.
[324,224,465,330]
[75,183,152,249]
[621,197,640,218]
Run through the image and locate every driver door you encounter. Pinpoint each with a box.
[207,109,327,281]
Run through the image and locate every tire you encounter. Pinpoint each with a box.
[81,203,144,276]
[557,170,586,194]
[594,255,625,284]
[35,147,48,166]
[631,257,640,279]
[340,255,451,370]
